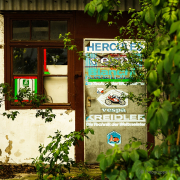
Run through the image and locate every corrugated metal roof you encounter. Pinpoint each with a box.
[0,0,141,11]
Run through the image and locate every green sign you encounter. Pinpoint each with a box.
[23,80,29,87]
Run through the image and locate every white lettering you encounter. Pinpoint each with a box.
[138,114,145,120]
[103,114,110,121]
[94,115,102,121]
[115,115,123,120]
[86,114,146,122]
[123,115,129,120]
[88,115,94,121]
[130,114,137,120]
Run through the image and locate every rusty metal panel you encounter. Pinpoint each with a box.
[0,0,140,11]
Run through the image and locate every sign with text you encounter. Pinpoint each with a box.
[84,39,147,163]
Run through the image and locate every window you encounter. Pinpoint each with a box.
[5,13,75,109]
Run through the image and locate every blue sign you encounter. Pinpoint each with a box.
[107,131,121,146]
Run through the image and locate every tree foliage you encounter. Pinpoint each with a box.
[84,0,180,179]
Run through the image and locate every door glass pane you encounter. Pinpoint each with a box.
[32,20,49,40]
[13,21,30,40]
[50,21,67,40]
[44,48,67,75]
[44,77,68,103]
[13,48,37,74]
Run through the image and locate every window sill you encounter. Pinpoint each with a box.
[8,103,72,110]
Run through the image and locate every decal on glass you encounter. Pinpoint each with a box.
[14,76,37,102]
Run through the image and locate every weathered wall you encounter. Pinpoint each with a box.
[0,14,75,164]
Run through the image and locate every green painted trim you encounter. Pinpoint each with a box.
[44,71,50,75]
[34,79,37,93]
[14,79,17,99]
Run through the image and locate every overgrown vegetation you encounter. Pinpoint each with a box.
[0,84,95,179]
[32,129,94,180]
[83,0,180,179]
[2,0,180,179]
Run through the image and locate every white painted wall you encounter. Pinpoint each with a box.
[0,14,75,164]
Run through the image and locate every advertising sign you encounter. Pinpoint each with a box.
[84,39,146,127]
[84,39,147,163]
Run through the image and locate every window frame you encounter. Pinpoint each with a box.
[4,13,75,110]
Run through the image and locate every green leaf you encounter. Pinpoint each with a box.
[156,108,168,126]
[148,70,157,83]
[131,141,141,149]
[148,159,157,166]
[147,107,156,123]
[162,101,172,112]
[137,149,148,159]
[130,150,139,161]
[149,115,159,134]
[97,4,103,13]
[132,160,142,172]
[122,151,129,162]
[166,134,176,144]
[170,86,178,99]
[169,21,180,34]
[124,143,131,151]
[96,153,105,162]
[174,51,180,66]
[153,145,161,159]
[135,166,145,179]
[56,149,60,155]
[106,155,114,166]
[169,46,177,61]
[141,172,151,180]
[162,144,168,155]
[147,82,158,93]
[144,161,153,169]
[164,55,173,73]
[106,148,113,155]
[152,0,160,6]
[120,170,127,180]
[88,3,95,16]
[101,173,105,180]
[144,59,151,70]
[129,171,134,179]
[90,128,94,134]
[157,61,164,77]
[100,159,108,171]
[84,3,90,13]
[103,13,108,21]
[153,89,161,97]
[110,169,119,180]
[145,8,155,25]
